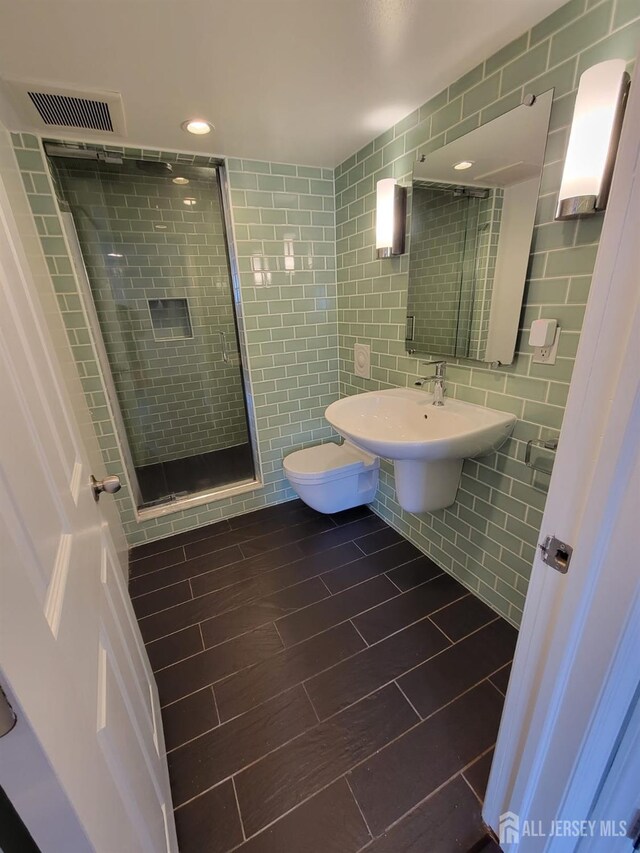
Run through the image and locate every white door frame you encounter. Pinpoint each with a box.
[578,688,640,852]
[484,59,640,850]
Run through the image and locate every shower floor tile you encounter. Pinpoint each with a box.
[136,442,255,507]
[129,501,516,853]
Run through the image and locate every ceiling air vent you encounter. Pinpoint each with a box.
[2,79,126,137]
[28,91,113,132]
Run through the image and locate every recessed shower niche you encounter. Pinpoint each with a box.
[148,298,193,341]
[46,145,256,510]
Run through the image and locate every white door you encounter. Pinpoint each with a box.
[484,60,640,850]
[0,144,177,852]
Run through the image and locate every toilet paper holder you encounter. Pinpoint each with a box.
[525,437,558,473]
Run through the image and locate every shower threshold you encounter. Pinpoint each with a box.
[136,443,255,509]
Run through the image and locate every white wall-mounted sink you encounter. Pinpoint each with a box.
[325,388,516,513]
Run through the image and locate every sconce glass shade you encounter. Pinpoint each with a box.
[556,59,630,220]
[376,178,407,258]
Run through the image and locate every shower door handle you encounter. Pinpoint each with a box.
[218,331,229,364]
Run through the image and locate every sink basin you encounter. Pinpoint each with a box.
[325,388,516,512]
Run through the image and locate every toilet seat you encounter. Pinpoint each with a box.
[283,441,377,485]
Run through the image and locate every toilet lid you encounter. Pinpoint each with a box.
[283,442,377,483]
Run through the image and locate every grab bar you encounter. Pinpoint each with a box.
[218,330,229,364]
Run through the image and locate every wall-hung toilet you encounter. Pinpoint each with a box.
[283,441,379,514]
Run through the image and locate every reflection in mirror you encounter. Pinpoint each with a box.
[406,90,553,364]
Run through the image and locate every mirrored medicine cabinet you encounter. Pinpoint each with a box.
[405,88,553,365]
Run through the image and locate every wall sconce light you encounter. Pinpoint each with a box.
[556,58,630,220]
[376,178,407,258]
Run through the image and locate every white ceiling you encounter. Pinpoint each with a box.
[0,0,567,167]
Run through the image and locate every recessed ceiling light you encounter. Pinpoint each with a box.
[181,119,213,135]
[183,198,197,206]
[454,160,474,170]
[172,176,190,185]
[154,224,167,230]
[107,252,123,258]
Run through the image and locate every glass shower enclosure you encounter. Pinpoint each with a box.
[47,146,255,510]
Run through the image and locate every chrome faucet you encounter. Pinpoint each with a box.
[415,361,447,406]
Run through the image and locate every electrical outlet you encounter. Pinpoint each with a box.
[532,327,560,364]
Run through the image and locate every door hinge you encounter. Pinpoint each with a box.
[538,535,573,574]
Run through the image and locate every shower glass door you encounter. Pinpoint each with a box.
[49,150,255,509]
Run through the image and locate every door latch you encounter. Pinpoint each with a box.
[539,535,573,574]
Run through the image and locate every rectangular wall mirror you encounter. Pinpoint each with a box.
[406,89,553,364]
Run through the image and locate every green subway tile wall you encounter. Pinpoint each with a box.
[334,0,639,625]
[52,158,248,466]
[12,134,338,544]
[9,0,639,624]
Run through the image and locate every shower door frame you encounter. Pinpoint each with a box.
[61,208,144,507]
[46,143,262,520]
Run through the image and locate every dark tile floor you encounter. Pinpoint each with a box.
[136,443,255,507]
[129,500,516,853]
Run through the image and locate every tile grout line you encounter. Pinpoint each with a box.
[303,668,509,744]
[210,712,497,847]
[134,527,392,615]
[301,681,321,723]
[394,680,424,721]
[139,541,436,636]
[461,770,485,808]
[135,532,399,611]
[355,769,484,852]
[349,618,370,648]
[131,547,248,598]
[235,519,376,562]
[170,662,505,805]
[384,571,404,592]
[317,575,333,596]
[426,613,456,645]
[488,660,512,697]
[345,775,375,842]
[159,641,285,712]
[231,776,247,842]
[143,511,514,842]
[195,634,505,750]
[158,598,502,712]
[270,573,455,650]
[130,505,334,567]
[460,743,498,809]
[271,619,285,650]
[133,516,333,588]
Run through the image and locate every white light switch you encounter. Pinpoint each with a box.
[354,343,371,379]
